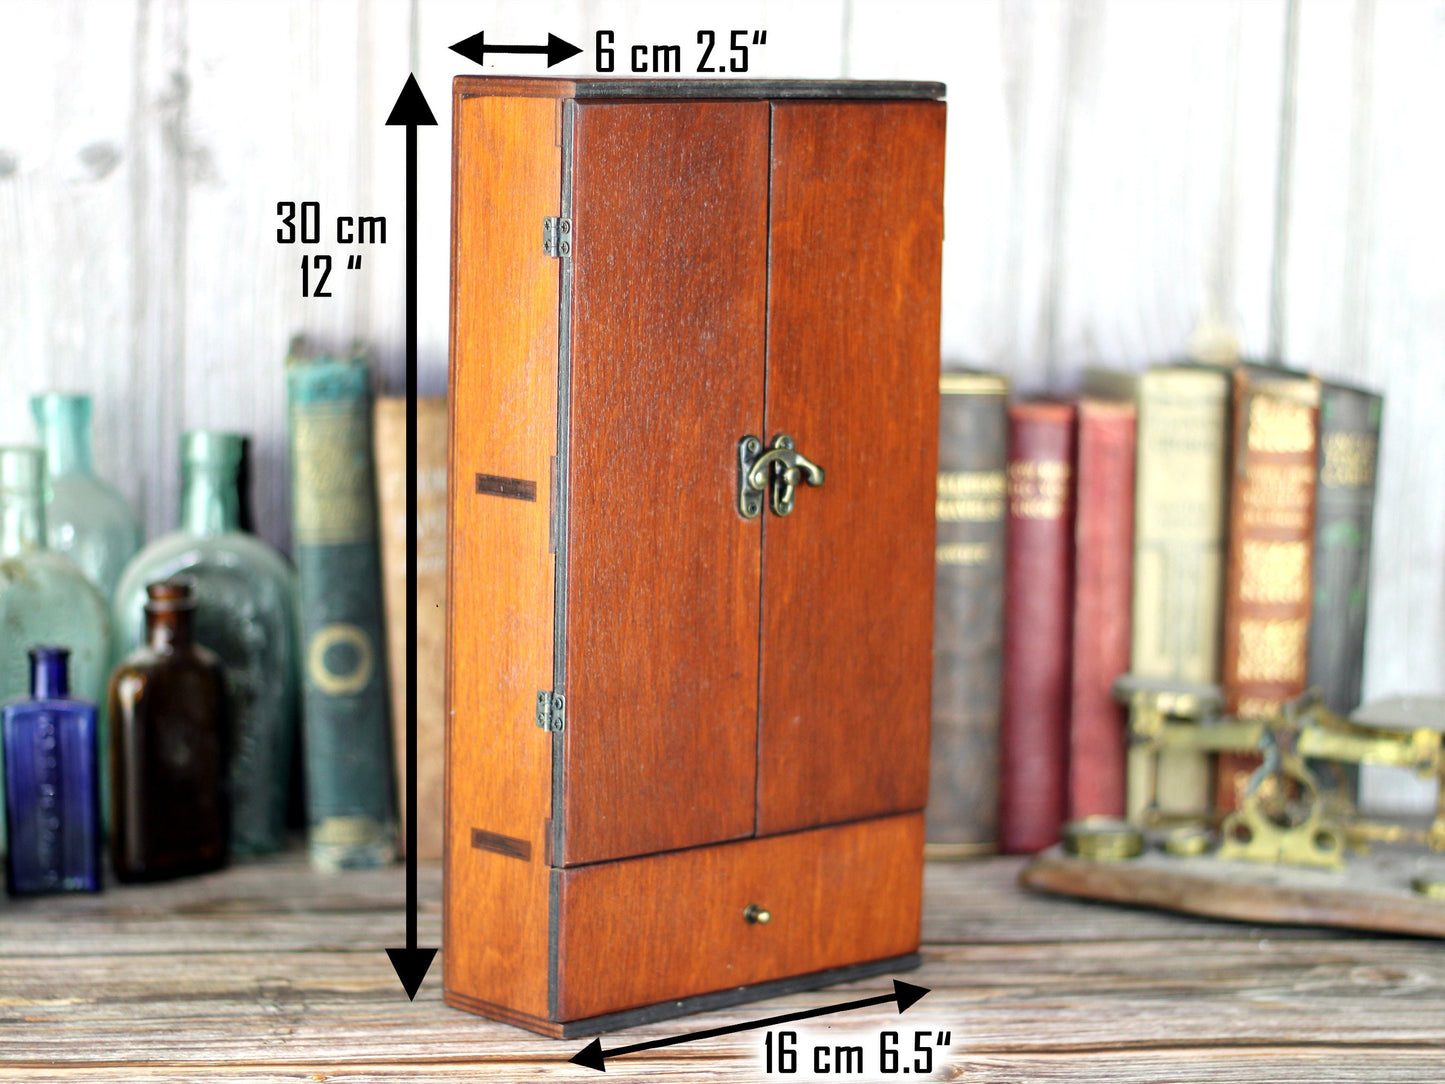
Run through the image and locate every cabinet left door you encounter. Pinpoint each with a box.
[558,100,771,866]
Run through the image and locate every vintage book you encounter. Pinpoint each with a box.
[1307,381,1382,716]
[1217,365,1321,812]
[1085,366,1230,822]
[374,396,447,862]
[1306,381,1382,802]
[1000,399,1076,854]
[287,350,396,870]
[928,371,1007,857]
[1068,398,1137,819]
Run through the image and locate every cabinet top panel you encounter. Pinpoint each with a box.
[454,76,945,101]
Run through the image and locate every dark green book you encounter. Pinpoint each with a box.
[1307,381,1383,716]
[287,347,396,870]
[928,371,1008,857]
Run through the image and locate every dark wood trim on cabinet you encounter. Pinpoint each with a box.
[455,76,945,102]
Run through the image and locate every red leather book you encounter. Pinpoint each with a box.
[1068,399,1136,818]
[1000,400,1076,853]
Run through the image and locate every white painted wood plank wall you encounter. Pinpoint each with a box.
[1,0,1441,724]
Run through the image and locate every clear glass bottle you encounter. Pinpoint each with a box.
[0,448,112,851]
[110,579,229,882]
[3,646,102,895]
[30,394,142,601]
[112,432,298,857]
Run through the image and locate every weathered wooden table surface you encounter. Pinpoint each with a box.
[2,853,1442,1082]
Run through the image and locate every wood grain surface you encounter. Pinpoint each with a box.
[443,91,559,1019]
[5,853,1445,1082]
[555,813,923,1021]
[756,100,945,836]
[561,100,769,866]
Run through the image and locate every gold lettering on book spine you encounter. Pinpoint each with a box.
[1007,459,1070,520]
[936,542,991,566]
[1237,618,1307,685]
[293,404,373,545]
[1239,540,1309,604]
[938,470,1005,522]
[1247,396,1315,454]
[1320,432,1376,489]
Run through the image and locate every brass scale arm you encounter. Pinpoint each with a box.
[1115,676,1445,867]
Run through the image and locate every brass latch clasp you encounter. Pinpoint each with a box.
[738,434,825,518]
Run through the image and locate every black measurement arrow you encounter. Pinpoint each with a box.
[383,72,439,1002]
[570,980,930,1072]
[450,30,583,68]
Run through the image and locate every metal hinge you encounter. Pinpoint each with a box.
[543,216,573,258]
[536,690,565,732]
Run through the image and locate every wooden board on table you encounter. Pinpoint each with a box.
[1022,844,1445,937]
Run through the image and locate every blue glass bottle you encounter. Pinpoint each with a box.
[2,647,102,895]
[0,447,112,852]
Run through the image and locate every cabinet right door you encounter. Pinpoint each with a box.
[756,100,946,836]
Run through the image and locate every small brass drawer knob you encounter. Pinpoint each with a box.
[744,903,771,925]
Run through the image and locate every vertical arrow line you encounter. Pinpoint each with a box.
[405,118,419,953]
[384,73,437,1000]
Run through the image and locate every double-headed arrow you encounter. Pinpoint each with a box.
[570,980,931,1072]
[451,31,583,69]
[383,73,439,1002]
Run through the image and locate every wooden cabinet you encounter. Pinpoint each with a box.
[445,77,946,1036]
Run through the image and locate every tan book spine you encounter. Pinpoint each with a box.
[1217,368,1320,811]
[375,396,449,861]
[1090,367,1230,821]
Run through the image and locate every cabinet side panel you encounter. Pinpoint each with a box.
[556,813,923,1021]
[562,101,769,865]
[444,92,560,1019]
[758,101,946,834]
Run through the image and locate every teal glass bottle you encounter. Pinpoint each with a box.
[30,394,142,602]
[112,432,299,857]
[0,448,112,850]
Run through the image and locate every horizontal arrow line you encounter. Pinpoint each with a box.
[571,981,929,1069]
[609,990,897,1058]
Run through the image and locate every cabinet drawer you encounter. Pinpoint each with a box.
[555,813,923,1021]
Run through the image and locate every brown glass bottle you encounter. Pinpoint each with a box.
[109,579,230,881]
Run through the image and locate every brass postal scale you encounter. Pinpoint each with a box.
[1022,680,1445,936]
